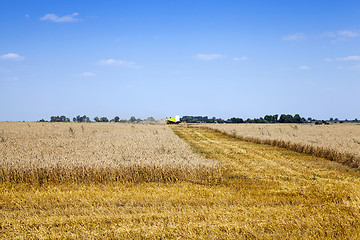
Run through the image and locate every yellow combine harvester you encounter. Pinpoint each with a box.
[166,115,181,124]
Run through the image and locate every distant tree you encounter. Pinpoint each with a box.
[114,116,120,122]
[264,115,271,123]
[279,114,301,123]
[38,119,47,122]
[293,114,301,123]
[207,117,216,123]
[180,116,226,123]
[274,114,279,122]
[245,118,252,123]
[83,115,90,122]
[129,116,137,122]
[50,115,70,122]
[100,117,109,122]
[181,116,198,123]
[279,114,290,123]
[251,117,267,123]
[94,116,109,122]
[251,118,258,123]
[315,121,322,125]
[227,117,244,123]
[216,118,225,123]
[73,115,91,122]
[144,116,156,122]
[264,115,278,123]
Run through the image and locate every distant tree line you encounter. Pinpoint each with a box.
[44,116,70,122]
[39,114,359,124]
[181,114,359,124]
[73,115,91,122]
[40,115,156,123]
[181,114,305,123]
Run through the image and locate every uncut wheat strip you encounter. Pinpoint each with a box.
[0,122,221,184]
[0,161,221,184]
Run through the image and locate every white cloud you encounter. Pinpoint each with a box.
[337,30,359,38]
[7,77,19,81]
[299,65,310,70]
[1,77,19,81]
[322,30,360,43]
[98,59,142,69]
[282,33,306,41]
[194,53,226,61]
[321,32,336,38]
[0,53,25,61]
[40,12,81,23]
[349,65,360,71]
[338,65,360,71]
[349,65,360,70]
[323,87,336,92]
[233,56,247,61]
[75,72,95,77]
[194,53,247,62]
[336,56,360,61]
[326,56,360,63]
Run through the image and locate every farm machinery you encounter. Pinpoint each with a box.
[166,115,181,124]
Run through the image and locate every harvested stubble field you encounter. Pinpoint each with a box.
[1,123,360,239]
[201,123,360,168]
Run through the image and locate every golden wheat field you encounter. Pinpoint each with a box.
[0,122,221,184]
[2,123,360,239]
[201,123,360,168]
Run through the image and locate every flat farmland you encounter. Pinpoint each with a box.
[1,123,360,239]
[202,123,360,168]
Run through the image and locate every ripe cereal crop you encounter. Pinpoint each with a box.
[0,122,221,184]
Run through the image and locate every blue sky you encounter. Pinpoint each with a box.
[1,0,359,121]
